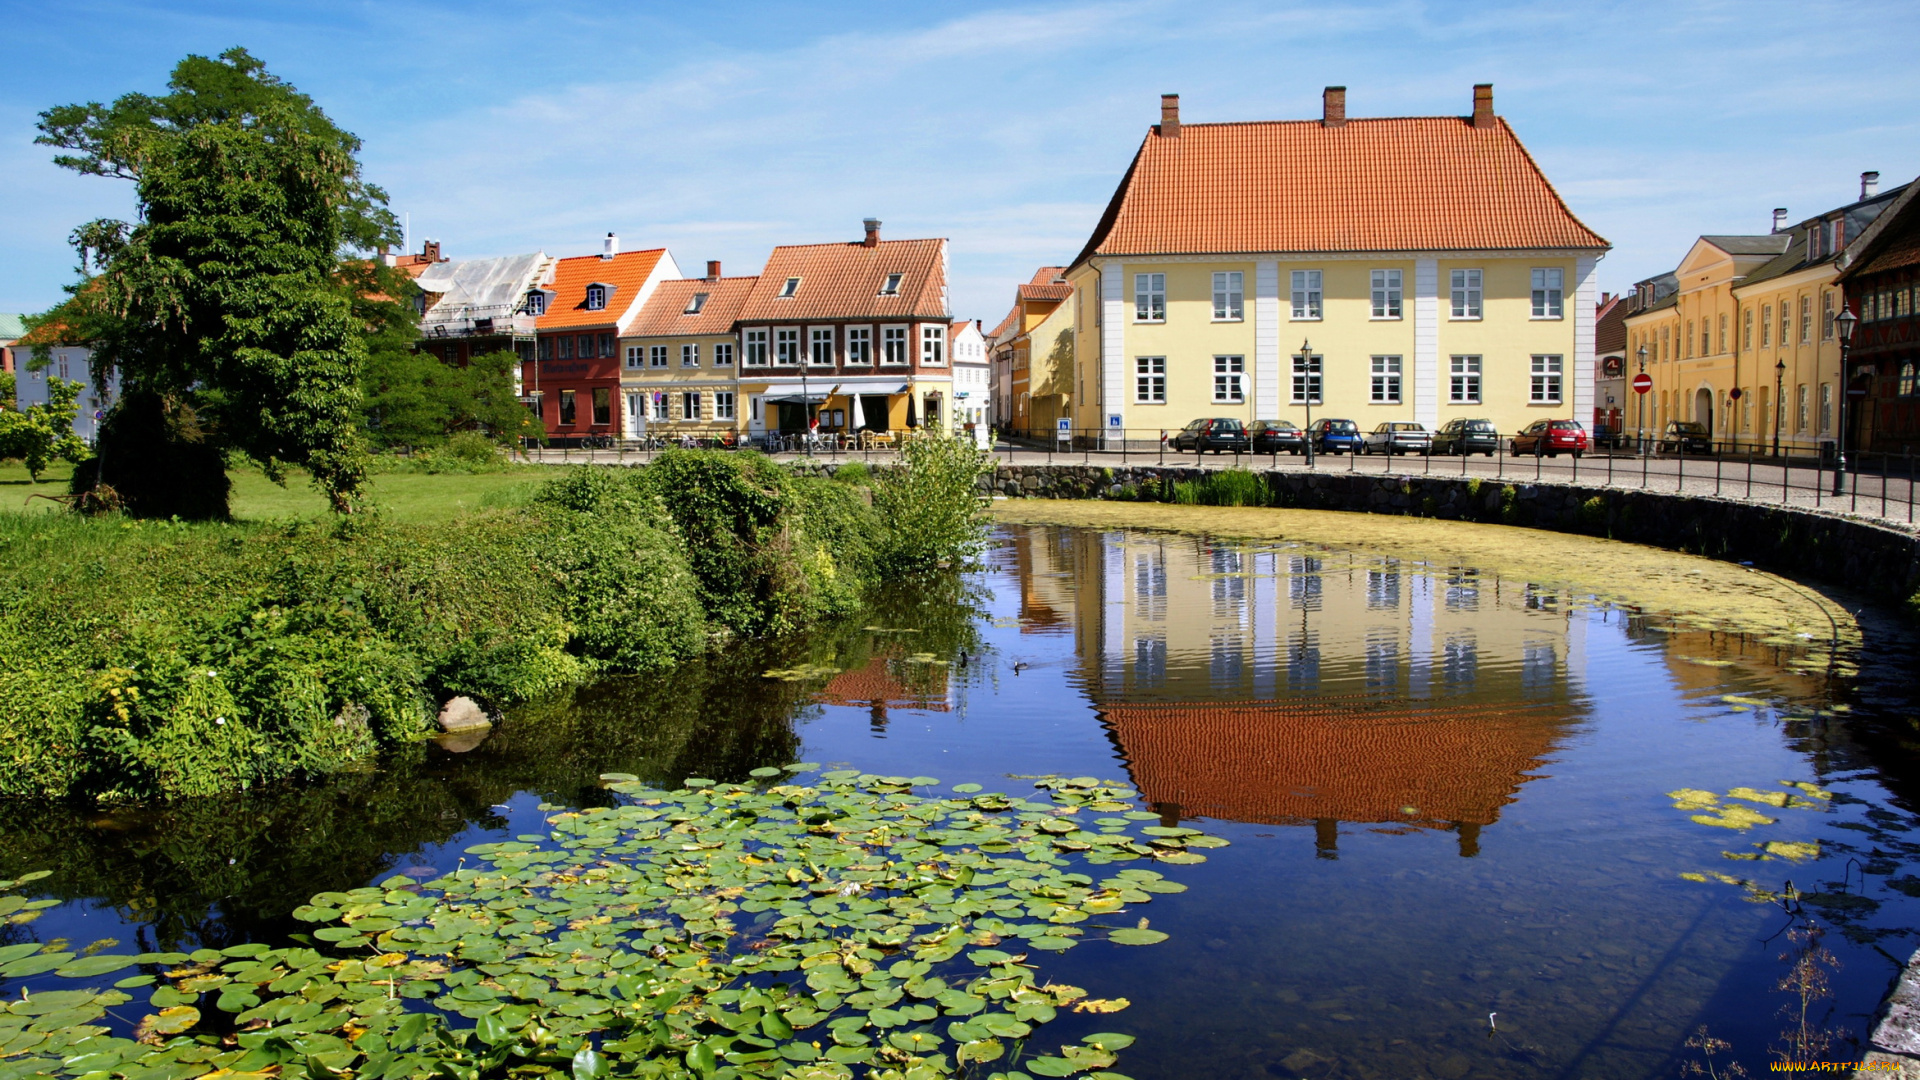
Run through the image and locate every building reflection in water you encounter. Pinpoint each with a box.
[1004,525,1591,857]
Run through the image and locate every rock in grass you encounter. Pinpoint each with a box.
[436,696,491,732]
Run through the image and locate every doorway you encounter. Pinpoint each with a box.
[1694,387,1714,436]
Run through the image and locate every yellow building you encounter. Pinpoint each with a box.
[988,267,1074,438]
[1062,86,1608,441]
[620,261,755,441]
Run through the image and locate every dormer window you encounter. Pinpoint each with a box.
[684,292,708,315]
[878,273,903,296]
[778,277,800,299]
[585,284,608,311]
[526,291,547,316]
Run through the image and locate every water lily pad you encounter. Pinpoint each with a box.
[1106,928,1168,946]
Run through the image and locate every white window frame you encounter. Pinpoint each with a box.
[774,327,800,365]
[1212,272,1244,321]
[1531,268,1565,319]
[1135,356,1166,403]
[1212,355,1245,404]
[1449,269,1483,320]
[714,391,736,420]
[1134,273,1165,322]
[526,291,548,316]
[713,342,734,367]
[1370,270,1403,320]
[878,273,902,296]
[809,326,835,367]
[778,277,800,299]
[1530,354,1563,403]
[846,326,873,366]
[1370,355,1403,403]
[1290,353,1323,404]
[920,324,946,366]
[684,292,708,315]
[881,325,909,366]
[648,344,669,369]
[1290,270,1323,320]
[624,345,643,370]
[681,391,701,422]
[585,284,607,311]
[649,392,669,422]
[681,343,699,367]
[743,329,768,367]
[1449,355,1482,404]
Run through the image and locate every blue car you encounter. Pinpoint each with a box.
[1309,418,1363,454]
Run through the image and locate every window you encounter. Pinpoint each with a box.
[1900,362,1917,397]
[1779,302,1789,346]
[1800,296,1812,343]
[1135,356,1166,403]
[920,324,946,365]
[1808,226,1823,262]
[882,326,908,365]
[599,333,615,358]
[1450,269,1483,319]
[1291,270,1323,319]
[649,345,668,368]
[878,273,902,296]
[775,328,799,365]
[1761,305,1771,347]
[1823,291,1835,339]
[1531,268,1564,318]
[846,327,872,365]
[1530,354,1563,403]
[682,392,701,422]
[1291,353,1323,404]
[526,291,546,316]
[557,336,574,360]
[1212,355,1244,403]
[624,345,642,370]
[1743,308,1753,351]
[1684,321,1693,358]
[1717,314,1727,354]
[1901,288,1914,319]
[650,392,669,422]
[1819,383,1832,433]
[715,391,736,420]
[714,342,734,367]
[1212,272,1244,321]
[537,337,553,362]
[1370,269,1403,319]
[585,285,607,311]
[1134,273,1165,321]
[579,334,596,359]
[1796,384,1808,432]
[681,343,699,367]
[778,277,800,299]
[1449,355,1482,403]
[810,327,835,366]
[684,293,708,315]
[558,389,576,425]
[743,329,768,366]
[592,387,611,426]
[1660,326,1669,360]
[1370,356,1402,402]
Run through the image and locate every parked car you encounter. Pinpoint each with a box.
[1170,417,1251,454]
[1361,421,1432,455]
[1432,418,1500,456]
[1657,421,1714,456]
[1308,418,1363,454]
[1249,420,1306,454]
[1593,425,1627,450]
[1510,419,1589,457]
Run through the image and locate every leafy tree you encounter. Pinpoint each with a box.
[0,378,91,480]
[36,48,398,515]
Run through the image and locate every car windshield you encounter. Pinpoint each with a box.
[1324,421,1357,432]
[1213,420,1244,431]
[1259,421,1297,432]
[1391,423,1423,432]
[1464,421,1496,432]
[1669,422,1707,434]
[1550,421,1583,430]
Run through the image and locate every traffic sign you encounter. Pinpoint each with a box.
[1632,372,1652,395]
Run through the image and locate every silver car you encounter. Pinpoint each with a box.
[1361,421,1432,455]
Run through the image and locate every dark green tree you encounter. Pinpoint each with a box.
[37,48,399,515]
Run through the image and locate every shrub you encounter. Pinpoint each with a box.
[868,433,991,574]
[830,461,871,485]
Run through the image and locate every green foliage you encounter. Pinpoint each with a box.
[67,390,228,518]
[1577,495,1608,534]
[0,377,90,479]
[0,771,1218,1080]
[1168,469,1267,508]
[361,345,530,452]
[869,432,991,574]
[0,371,14,407]
[829,460,871,485]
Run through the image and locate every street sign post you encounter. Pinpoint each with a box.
[1056,417,1072,443]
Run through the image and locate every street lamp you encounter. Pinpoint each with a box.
[1772,356,1786,458]
[1833,306,1858,494]
[1295,339,1317,467]
[1635,344,1648,455]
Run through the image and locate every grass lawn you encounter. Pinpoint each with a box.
[0,462,552,523]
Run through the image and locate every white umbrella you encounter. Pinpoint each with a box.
[851,394,866,430]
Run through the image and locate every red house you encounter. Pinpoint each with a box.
[522,236,679,444]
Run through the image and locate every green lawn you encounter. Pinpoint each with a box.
[0,462,551,523]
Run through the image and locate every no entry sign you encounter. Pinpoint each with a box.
[1632,372,1653,395]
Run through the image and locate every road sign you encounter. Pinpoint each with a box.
[1632,372,1653,395]
[1056,417,1072,441]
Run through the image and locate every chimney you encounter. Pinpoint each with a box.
[1862,171,1881,200]
[1322,86,1346,128]
[863,218,881,247]
[422,239,442,263]
[706,260,722,281]
[1772,208,1789,233]
[1471,84,1495,129]
[602,232,619,259]
[1160,94,1180,138]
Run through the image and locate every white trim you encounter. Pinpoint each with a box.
[1091,248,1606,267]
[1101,267,1126,428]
[1573,254,1599,423]
[614,251,684,334]
[1254,260,1280,417]
[1413,258,1439,429]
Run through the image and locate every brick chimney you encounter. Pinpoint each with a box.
[706,260,722,281]
[422,239,442,263]
[1322,86,1346,128]
[1471,84,1495,129]
[1862,171,1881,200]
[863,218,881,247]
[1159,94,1180,138]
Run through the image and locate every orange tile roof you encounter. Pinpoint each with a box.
[736,238,947,323]
[1101,697,1573,827]
[536,248,668,331]
[626,275,759,338]
[987,307,1019,341]
[1018,282,1073,302]
[1073,117,1607,266]
[1028,266,1067,285]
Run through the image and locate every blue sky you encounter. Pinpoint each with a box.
[3,0,1917,323]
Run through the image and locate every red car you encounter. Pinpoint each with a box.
[1510,419,1589,458]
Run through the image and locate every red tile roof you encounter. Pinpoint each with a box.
[1073,116,1607,266]
[987,307,1019,343]
[626,276,759,338]
[1018,283,1073,301]
[1028,266,1067,285]
[536,248,668,331]
[736,238,948,323]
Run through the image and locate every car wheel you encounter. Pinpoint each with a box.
[1572,451,1584,459]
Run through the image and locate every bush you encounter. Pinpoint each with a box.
[870,432,990,573]
[830,461,871,485]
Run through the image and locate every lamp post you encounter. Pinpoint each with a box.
[1296,339,1316,467]
[1635,345,1648,455]
[1772,357,1786,458]
[1833,306,1858,494]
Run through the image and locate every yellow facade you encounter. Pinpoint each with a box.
[1011,301,1073,437]
[1065,254,1593,439]
[618,333,744,439]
